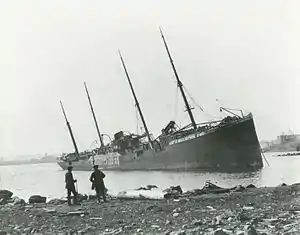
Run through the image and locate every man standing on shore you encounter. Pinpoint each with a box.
[89,165,107,203]
[65,166,78,205]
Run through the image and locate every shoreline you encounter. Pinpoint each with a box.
[1,183,300,234]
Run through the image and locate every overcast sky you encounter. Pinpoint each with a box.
[0,0,299,158]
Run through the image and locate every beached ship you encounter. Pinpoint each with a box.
[57,29,263,172]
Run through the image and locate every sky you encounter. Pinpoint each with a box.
[0,0,300,158]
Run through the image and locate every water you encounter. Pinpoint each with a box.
[0,153,299,200]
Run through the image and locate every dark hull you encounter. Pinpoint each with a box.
[58,115,263,173]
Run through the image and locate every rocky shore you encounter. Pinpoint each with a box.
[1,182,300,234]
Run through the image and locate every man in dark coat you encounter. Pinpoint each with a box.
[65,166,78,205]
[89,165,107,203]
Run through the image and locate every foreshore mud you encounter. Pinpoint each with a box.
[1,183,300,234]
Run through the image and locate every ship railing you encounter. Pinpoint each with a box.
[170,113,252,134]
[166,113,253,145]
[60,150,96,162]
[196,112,252,129]
[169,114,250,136]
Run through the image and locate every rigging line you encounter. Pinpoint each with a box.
[135,103,143,135]
[183,85,221,121]
[135,104,139,134]
[201,109,221,121]
[173,85,179,121]
[182,85,204,111]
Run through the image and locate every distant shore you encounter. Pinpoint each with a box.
[1,183,300,234]
[0,159,57,167]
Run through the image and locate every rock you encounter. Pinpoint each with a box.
[0,190,13,200]
[214,215,223,225]
[77,193,88,202]
[0,231,7,235]
[0,190,13,204]
[47,198,67,205]
[176,231,187,235]
[137,185,158,191]
[237,211,250,222]
[67,211,88,216]
[42,208,56,213]
[137,187,148,190]
[192,220,202,226]
[207,206,216,211]
[90,217,102,221]
[146,205,163,212]
[30,228,38,234]
[245,226,258,235]
[151,225,160,229]
[163,185,183,199]
[232,185,245,192]
[85,226,96,231]
[173,212,180,217]
[262,218,279,225]
[243,206,254,210]
[283,222,298,231]
[246,184,256,189]
[165,220,172,225]
[164,193,179,199]
[236,231,245,235]
[28,195,47,204]
[170,186,183,194]
[183,189,203,197]
[277,183,287,187]
[173,207,181,213]
[201,182,233,194]
[23,228,32,233]
[169,231,186,235]
[0,199,7,205]
[203,181,222,190]
[8,196,25,205]
[212,229,230,235]
[147,184,158,189]
[13,225,22,232]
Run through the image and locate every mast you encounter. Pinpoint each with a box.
[60,101,80,159]
[84,82,105,148]
[159,27,197,130]
[118,50,153,149]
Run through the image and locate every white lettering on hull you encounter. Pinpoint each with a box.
[90,152,121,167]
[169,133,199,145]
[103,155,120,166]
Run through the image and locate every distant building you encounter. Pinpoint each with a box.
[277,134,300,144]
[261,131,300,152]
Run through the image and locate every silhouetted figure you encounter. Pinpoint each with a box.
[65,166,78,205]
[90,165,107,203]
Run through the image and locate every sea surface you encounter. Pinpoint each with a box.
[0,152,299,200]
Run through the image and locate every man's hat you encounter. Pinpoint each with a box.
[67,166,73,170]
[93,165,99,169]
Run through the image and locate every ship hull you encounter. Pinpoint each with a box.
[57,160,93,171]
[57,115,263,172]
